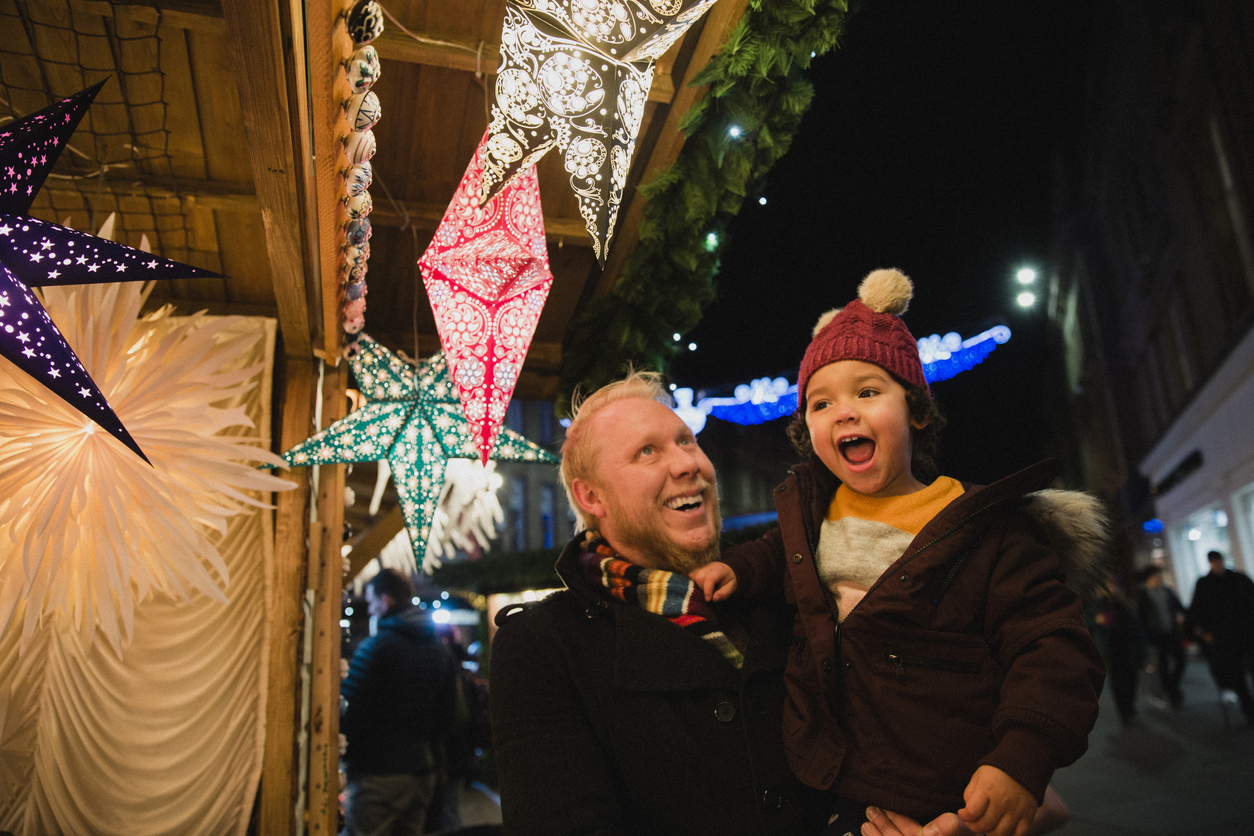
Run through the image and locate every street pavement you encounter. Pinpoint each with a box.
[1051,649,1254,835]
[456,651,1254,835]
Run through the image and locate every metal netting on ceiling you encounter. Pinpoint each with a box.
[0,0,205,265]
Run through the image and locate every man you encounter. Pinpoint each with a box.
[1186,550,1254,724]
[1136,565,1186,708]
[489,373,1041,836]
[341,569,459,836]
[489,371,828,836]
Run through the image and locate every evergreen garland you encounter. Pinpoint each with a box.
[558,0,859,409]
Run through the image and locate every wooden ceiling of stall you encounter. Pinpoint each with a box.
[6,0,750,402]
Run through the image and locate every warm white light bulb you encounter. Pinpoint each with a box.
[1016,267,1037,284]
[1017,291,1036,308]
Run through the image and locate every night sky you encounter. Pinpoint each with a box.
[670,0,1095,483]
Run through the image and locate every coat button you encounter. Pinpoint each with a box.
[822,660,833,673]
[900,573,909,583]
[761,789,782,809]
[822,772,834,785]
[792,554,803,564]
[844,659,852,669]
[715,702,736,722]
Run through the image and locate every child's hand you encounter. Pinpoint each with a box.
[689,562,737,602]
[957,766,1037,836]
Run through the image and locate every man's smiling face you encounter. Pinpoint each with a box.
[804,360,928,498]
[573,397,721,573]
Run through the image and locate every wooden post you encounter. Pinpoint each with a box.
[261,357,315,835]
[220,0,314,357]
[306,362,349,836]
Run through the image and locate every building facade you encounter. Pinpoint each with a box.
[1048,0,1254,599]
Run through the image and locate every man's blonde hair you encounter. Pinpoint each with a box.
[560,370,670,532]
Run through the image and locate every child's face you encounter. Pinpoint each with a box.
[804,360,928,497]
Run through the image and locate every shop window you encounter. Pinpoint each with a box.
[1234,482,1254,574]
[1169,503,1232,605]
[506,401,524,435]
[540,484,556,549]
[507,475,527,551]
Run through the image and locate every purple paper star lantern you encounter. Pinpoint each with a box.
[0,80,221,463]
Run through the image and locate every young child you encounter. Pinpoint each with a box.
[692,269,1107,836]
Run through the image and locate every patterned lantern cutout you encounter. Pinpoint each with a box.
[0,81,222,463]
[479,0,718,263]
[281,336,558,555]
[420,129,553,463]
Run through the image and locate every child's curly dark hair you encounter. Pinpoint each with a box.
[786,381,946,484]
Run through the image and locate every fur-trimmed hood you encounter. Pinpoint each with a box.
[1023,488,1113,601]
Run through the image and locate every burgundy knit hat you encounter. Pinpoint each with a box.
[796,268,928,403]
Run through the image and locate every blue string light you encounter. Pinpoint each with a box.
[673,325,1012,433]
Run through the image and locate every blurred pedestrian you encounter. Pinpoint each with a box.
[1185,550,1254,724]
[341,569,459,836]
[1136,565,1187,708]
[1090,578,1147,725]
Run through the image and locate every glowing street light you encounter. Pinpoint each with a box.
[1016,267,1037,285]
[1017,291,1037,308]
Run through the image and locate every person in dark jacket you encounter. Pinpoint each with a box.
[490,372,834,836]
[341,569,458,836]
[1186,550,1254,724]
[693,270,1106,836]
[1089,578,1148,725]
[1136,565,1187,708]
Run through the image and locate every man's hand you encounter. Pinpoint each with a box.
[688,561,737,601]
[863,784,1069,836]
[956,765,1037,836]
[862,805,972,836]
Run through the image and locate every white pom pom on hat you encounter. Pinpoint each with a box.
[858,268,913,315]
[798,267,928,397]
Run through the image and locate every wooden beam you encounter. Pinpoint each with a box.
[300,0,348,364]
[62,0,228,33]
[39,176,258,214]
[344,504,404,581]
[369,199,592,246]
[260,357,314,836]
[372,27,673,103]
[221,0,314,358]
[595,0,750,292]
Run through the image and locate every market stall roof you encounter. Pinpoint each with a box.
[7,0,748,400]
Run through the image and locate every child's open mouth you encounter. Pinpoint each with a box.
[838,436,876,465]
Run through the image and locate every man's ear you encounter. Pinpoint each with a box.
[571,478,607,522]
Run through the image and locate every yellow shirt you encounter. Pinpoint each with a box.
[817,476,965,617]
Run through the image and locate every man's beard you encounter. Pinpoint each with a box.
[606,483,723,575]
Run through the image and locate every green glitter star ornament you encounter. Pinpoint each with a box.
[281,335,559,555]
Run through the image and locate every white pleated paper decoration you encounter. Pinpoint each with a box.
[0,281,294,653]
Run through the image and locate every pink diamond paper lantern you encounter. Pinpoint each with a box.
[418,129,553,463]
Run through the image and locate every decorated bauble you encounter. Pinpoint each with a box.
[344,241,370,270]
[345,161,373,197]
[344,298,367,320]
[347,0,384,45]
[344,189,373,221]
[345,129,376,164]
[350,261,368,282]
[345,45,381,95]
[346,279,367,301]
[346,90,382,132]
[346,218,372,247]
[343,313,366,334]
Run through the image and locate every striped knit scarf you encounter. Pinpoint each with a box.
[578,534,744,669]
